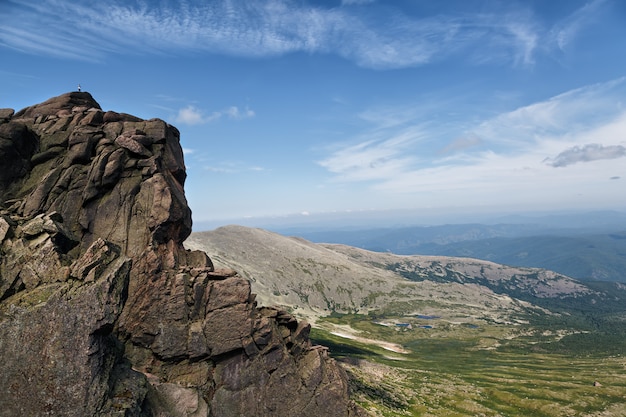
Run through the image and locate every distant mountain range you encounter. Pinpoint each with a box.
[272,221,626,283]
[185,225,626,326]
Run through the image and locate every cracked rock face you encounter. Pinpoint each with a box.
[0,93,364,417]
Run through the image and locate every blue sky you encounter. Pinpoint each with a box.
[1,0,625,229]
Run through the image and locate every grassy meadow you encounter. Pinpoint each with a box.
[311,313,626,417]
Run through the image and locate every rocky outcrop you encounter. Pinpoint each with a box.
[0,93,364,416]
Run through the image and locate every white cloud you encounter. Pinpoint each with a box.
[1,0,548,69]
[175,104,255,125]
[318,77,626,209]
[506,21,538,67]
[318,126,425,182]
[472,77,626,148]
[196,160,266,175]
[176,106,205,125]
[549,0,608,51]
[203,166,235,174]
[440,134,483,154]
[545,144,626,167]
[225,106,256,119]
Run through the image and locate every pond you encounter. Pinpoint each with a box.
[416,315,440,319]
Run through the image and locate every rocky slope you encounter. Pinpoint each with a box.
[0,93,364,417]
[185,225,606,324]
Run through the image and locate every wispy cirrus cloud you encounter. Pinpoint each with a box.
[549,0,608,51]
[318,77,626,205]
[318,127,424,182]
[201,161,266,175]
[0,0,555,69]
[175,104,255,125]
[439,134,484,155]
[471,77,626,149]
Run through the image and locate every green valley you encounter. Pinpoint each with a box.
[312,312,626,417]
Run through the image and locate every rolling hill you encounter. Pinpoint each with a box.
[185,225,625,324]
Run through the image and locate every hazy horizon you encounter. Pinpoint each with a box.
[192,207,626,233]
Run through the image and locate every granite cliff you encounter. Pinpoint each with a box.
[0,92,364,416]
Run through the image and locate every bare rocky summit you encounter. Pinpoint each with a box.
[0,93,364,417]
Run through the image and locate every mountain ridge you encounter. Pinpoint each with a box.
[273,222,626,283]
[186,225,623,328]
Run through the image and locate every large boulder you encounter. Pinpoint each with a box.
[0,93,365,417]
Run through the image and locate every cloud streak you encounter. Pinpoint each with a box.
[201,161,266,175]
[317,77,626,204]
[439,134,483,154]
[471,77,626,149]
[0,0,569,69]
[549,0,608,51]
[318,126,425,182]
[545,143,626,167]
